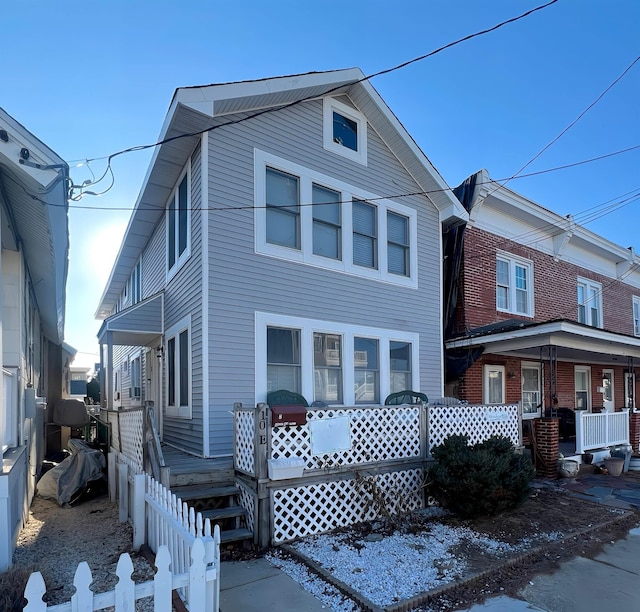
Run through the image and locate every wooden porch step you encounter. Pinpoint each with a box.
[220,528,253,544]
[200,505,247,521]
[171,484,239,502]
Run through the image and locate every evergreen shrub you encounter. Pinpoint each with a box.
[428,434,535,518]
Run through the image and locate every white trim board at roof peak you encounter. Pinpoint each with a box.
[254,149,418,289]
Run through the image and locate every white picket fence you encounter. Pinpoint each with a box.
[576,409,630,453]
[108,449,221,610]
[23,540,215,611]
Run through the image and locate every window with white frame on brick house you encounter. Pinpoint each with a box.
[496,253,533,317]
[577,278,602,328]
[633,296,640,336]
[484,364,505,404]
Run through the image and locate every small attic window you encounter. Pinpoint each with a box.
[323,97,367,165]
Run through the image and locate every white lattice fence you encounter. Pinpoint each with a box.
[118,409,144,472]
[237,482,256,535]
[234,408,255,475]
[271,468,424,543]
[428,404,520,453]
[271,406,422,469]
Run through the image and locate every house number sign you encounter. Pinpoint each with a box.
[258,406,267,445]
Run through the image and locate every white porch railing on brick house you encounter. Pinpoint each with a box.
[23,540,216,612]
[575,409,630,453]
[234,402,522,546]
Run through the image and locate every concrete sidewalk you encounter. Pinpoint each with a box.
[219,558,328,611]
[462,527,640,611]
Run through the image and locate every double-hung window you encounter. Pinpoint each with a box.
[353,200,377,269]
[267,327,301,393]
[266,167,300,250]
[167,168,190,277]
[312,184,341,260]
[354,337,379,403]
[521,363,541,417]
[577,278,602,327]
[130,259,142,305]
[257,313,418,405]
[484,365,505,404]
[255,151,417,287]
[633,296,640,336]
[166,317,191,418]
[387,212,410,276]
[313,333,343,404]
[389,341,412,393]
[496,254,533,316]
[130,355,141,401]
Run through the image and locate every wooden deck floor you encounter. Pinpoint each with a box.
[161,444,234,486]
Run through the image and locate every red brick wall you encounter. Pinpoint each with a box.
[461,355,631,411]
[455,227,638,336]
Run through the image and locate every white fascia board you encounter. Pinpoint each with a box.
[446,320,640,351]
[0,108,67,189]
[173,68,364,116]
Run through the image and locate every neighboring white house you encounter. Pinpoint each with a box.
[95,68,467,458]
[0,108,70,570]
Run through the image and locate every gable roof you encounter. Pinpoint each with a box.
[96,68,467,318]
[0,108,69,343]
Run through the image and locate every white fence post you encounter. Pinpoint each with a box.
[71,562,94,611]
[576,411,585,454]
[23,571,47,611]
[115,552,135,611]
[154,546,172,612]
[132,473,146,551]
[108,451,116,503]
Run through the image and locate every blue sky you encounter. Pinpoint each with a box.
[2,0,638,366]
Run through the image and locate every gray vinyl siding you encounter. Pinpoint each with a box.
[205,97,442,456]
[142,215,166,298]
[161,143,204,455]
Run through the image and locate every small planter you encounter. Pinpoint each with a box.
[604,457,624,477]
[629,455,640,472]
[558,459,579,478]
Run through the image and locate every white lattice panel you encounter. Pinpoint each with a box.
[234,410,255,475]
[271,406,421,469]
[271,468,424,543]
[237,484,256,534]
[118,409,144,472]
[428,404,520,453]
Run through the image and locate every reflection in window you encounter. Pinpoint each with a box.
[354,337,379,404]
[267,327,301,393]
[312,184,341,260]
[266,168,300,249]
[314,333,343,403]
[333,111,358,151]
[390,341,411,393]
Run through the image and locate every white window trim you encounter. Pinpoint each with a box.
[254,149,417,288]
[575,365,591,412]
[624,371,636,410]
[483,364,505,405]
[496,251,534,317]
[165,315,192,419]
[633,296,640,336]
[256,311,419,405]
[521,361,542,419]
[130,257,142,306]
[323,97,367,165]
[577,277,603,328]
[166,162,192,282]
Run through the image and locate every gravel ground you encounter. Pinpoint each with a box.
[11,493,156,610]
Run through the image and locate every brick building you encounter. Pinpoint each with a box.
[444,169,640,426]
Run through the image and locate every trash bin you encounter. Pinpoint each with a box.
[610,444,633,472]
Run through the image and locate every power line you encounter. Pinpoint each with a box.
[67,0,560,198]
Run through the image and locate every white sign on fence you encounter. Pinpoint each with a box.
[309,415,352,455]
[485,411,510,423]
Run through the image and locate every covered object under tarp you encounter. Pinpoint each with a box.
[37,440,106,506]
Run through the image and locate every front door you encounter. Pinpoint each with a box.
[602,369,614,412]
[145,348,163,438]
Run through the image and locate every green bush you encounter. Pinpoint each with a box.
[428,434,535,518]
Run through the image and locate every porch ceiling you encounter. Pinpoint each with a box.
[446,320,640,366]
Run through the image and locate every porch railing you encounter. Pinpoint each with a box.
[575,409,630,454]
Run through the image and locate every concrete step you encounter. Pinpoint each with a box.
[220,528,253,544]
